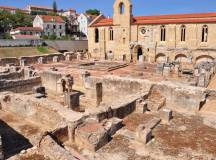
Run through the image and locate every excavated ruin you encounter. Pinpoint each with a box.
[0,52,216,160]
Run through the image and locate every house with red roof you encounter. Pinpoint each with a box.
[33,15,66,37]
[88,0,216,64]
[10,27,42,38]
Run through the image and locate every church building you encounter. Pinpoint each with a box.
[88,0,216,64]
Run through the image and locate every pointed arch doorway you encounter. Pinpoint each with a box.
[133,45,144,63]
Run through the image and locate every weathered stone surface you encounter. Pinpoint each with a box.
[159,108,173,123]
[64,92,80,110]
[75,122,109,151]
[39,135,76,160]
[136,124,152,144]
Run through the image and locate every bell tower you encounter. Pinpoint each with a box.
[113,0,133,26]
[113,0,133,61]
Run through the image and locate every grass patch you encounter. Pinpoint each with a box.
[37,46,49,53]
[0,47,58,58]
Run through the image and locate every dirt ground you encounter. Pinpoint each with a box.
[87,112,216,160]
[0,111,45,159]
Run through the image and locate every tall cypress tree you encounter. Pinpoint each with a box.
[53,0,57,13]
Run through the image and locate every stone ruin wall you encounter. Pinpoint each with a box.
[0,69,24,80]
[40,71,63,94]
[84,75,208,112]
[0,57,20,66]
[0,52,79,67]
[20,53,65,66]
[0,77,41,93]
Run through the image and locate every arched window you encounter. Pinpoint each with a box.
[160,25,166,41]
[202,25,208,42]
[181,25,186,42]
[95,28,99,43]
[119,2,124,14]
[109,27,114,41]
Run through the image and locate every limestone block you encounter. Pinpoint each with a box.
[163,66,171,76]
[38,57,45,64]
[159,109,173,123]
[20,59,27,67]
[136,101,148,113]
[147,97,166,111]
[53,56,59,63]
[103,118,123,136]
[66,55,72,61]
[197,73,206,87]
[136,125,152,144]
[75,122,109,151]
[64,92,80,110]
[145,117,161,130]
[96,82,103,106]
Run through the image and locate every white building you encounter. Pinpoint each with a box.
[33,15,66,37]
[58,8,76,17]
[77,13,96,38]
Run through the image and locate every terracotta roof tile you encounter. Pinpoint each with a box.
[0,6,17,10]
[14,27,42,32]
[91,12,216,27]
[13,34,40,39]
[40,15,65,23]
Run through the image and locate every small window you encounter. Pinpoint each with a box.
[160,25,166,41]
[95,28,99,43]
[59,25,62,29]
[202,25,208,42]
[119,2,124,14]
[60,33,62,36]
[47,24,49,29]
[181,25,186,42]
[53,25,56,29]
[109,27,114,41]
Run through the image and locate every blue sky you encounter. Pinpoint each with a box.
[1,0,216,17]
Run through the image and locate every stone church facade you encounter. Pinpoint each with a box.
[88,0,216,64]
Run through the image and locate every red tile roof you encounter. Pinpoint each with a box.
[40,15,65,23]
[14,27,42,32]
[13,34,40,39]
[90,12,216,27]
[91,18,113,27]
[0,6,17,10]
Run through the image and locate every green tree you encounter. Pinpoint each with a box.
[49,34,57,40]
[85,9,100,16]
[53,0,58,13]
[0,10,32,35]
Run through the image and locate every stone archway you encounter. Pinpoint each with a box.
[175,54,189,63]
[156,53,166,63]
[196,55,214,64]
[133,45,144,63]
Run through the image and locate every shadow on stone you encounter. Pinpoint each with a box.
[0,120,33,159]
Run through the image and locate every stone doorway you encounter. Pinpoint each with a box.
[134,46,144,63]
